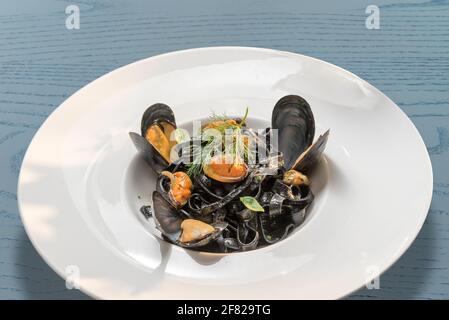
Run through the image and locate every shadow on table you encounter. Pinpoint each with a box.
[15,229,91,300]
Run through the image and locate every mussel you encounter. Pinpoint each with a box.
[200,116,249,183]
[129,103,178,174]
[283,169,310,186]
[272,95,329,174]
[202,118,240,131]
[160,170,193,208]
[272,95,315,169]
[152,191,227,247]
[179,219,215,243]
[291,130,330,173]
[202,154,248,183]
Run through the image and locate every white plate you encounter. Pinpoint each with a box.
[18,47,433,299]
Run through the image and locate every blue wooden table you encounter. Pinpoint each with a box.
[1,0,448,299]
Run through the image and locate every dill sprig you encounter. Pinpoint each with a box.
[240,106,249,127]
[186,107,251,178]
[186,142,214,178]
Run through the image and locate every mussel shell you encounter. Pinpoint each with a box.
[155,161,189,209]
[272,95,315,170]
[156,173,173,205]
[293,129,330,173]
[140,103,176,136]
[129,132,168,174]
[130,103,177,174]
[152,191,182,242]
[177,221,228,248]
[152,191,227,247]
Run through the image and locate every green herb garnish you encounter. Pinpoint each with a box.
[186,141,214,178]
[240,196,264,212]
[240,106,249,127]
[186,107,251,178]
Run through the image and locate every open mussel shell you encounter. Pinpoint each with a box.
[156,171,178,208]
[140,103,176,136]
[272,95,315,170]
[177,221,228,248]
[292,129,330,173]
[129,103,178,174]
[152,191,182,243]
[202,161,248,184]
[129,132,168,174]
[154,162,192,210]
[152,191,228,248]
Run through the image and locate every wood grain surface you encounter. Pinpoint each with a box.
[1,0,448,299]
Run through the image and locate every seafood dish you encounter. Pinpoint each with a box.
[129,95,329,253]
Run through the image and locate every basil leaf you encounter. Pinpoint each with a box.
[240,196,264,212]
[174,128,190,144]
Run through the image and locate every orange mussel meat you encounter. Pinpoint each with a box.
[161,171,193,206]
